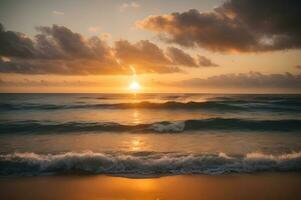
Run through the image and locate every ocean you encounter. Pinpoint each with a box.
[0,93,301,176]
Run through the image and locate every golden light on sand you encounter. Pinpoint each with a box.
[129,80,141,92]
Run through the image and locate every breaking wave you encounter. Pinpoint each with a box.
[0,151,300,176]
[1,118,300,134]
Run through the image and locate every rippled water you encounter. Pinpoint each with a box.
[0,93,301,176]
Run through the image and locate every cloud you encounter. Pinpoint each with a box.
[100,33,112,40]
[166,47,198,67]
[0,79,97,87]
[0,23,203,75]
[0,58,124,75]
[137,0,301,52]
[36,25,106,59]
[52,10,64,16]
[88,26,100,33]
[120,2,140,12]
[0,24,36,58]
[172,72,301,90]
[0,24,113,60]
[114,40,180,73]
[0,24,125,75]
[0,56,11,62]
[198,56,218,67]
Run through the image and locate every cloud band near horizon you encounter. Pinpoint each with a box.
[1,72,300,92]
[0,23,215,75]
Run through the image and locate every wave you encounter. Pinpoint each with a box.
[1,118,301,134]
[1,100,300,112]
[0,151,300,176]
[0,101,244,111]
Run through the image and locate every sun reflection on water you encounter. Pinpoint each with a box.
[132,109,141,124]
[130,138,143,151]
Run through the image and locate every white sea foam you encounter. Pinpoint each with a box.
[150,121,185,132]
[1,151,300,176]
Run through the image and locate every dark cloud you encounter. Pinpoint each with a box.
[166,47,198,67]
[0,58,127,75]
[0,24,112,60]
[114,40,180,73]
[0,24,36,58]
[34,25,119,63]
[0,24,124,75]
[173,72,301,90]
[36,25,107,59]
[138,0,301,52]
[114,40,214,73]
[0,24,205,75]
[198,56,218,67]
[34,33,65,59]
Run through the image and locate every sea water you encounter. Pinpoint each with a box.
[0,93,301,176]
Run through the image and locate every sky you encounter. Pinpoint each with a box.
[0,0,300,93]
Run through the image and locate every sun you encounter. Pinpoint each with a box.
[129,80,141,92]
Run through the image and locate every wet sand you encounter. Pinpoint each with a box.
[0,173,301,200]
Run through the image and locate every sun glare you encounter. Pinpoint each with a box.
[129,80,141,92]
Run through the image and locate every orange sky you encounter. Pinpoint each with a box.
[0,0,300,93]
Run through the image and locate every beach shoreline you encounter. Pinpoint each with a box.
[1,173,300,200]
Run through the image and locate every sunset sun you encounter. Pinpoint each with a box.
[129,80,141,92]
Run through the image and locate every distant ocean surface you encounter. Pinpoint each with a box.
[0,93,301,176]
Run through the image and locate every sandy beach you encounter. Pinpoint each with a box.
[1,173,301,200]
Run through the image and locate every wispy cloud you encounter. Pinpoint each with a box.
[171,72,301,91]
[100,33,112,40]
[0,79,98,87]
[119,2,140,12]
[88,26,100,33]
[52,10,64,16]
